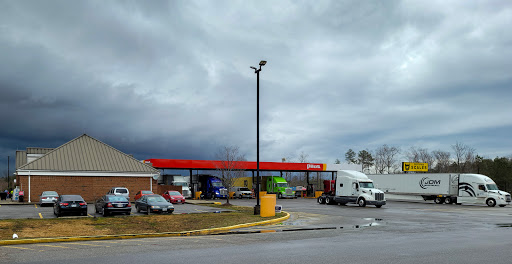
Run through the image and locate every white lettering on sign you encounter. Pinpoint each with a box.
[307,164,321,169]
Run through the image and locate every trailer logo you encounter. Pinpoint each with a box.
[307,164,321,169]
[419,177,441,189]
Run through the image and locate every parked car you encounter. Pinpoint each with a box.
[95,195,131,216]
[232,187,252,199]
[107,187,130,200]
[134,190,154,201]
[53,195,88,217]
[39,191,59,206]
[162,190,186,204]
[135,194,174,214]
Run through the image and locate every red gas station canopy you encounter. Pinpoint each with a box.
[143,159,333,172]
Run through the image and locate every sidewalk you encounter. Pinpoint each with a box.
[0,199,34,205]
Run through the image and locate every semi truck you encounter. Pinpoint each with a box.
[197,175,228,199]
[160,175,191,198]
[317,170,386,208]
[367,173,511,207]
[233,176,295,199]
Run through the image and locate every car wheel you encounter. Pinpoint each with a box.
[499,205,506,207]
[376,205,382,208]
[239,194,243,199]
[102,208,109,217]
[358,198,366,207]
[136,205,140,213]
[147,207,151,215]
[486,198,496,207]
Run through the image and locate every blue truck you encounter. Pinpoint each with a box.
[197,175,228,199]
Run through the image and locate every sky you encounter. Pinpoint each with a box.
[1,0,512,176]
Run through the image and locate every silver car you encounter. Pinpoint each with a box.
[39,191,59,206]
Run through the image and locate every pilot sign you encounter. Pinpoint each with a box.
[402,162,428,172]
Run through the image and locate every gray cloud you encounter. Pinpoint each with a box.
[1,0,512,174]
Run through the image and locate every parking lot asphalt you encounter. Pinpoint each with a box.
[0,200,231,220]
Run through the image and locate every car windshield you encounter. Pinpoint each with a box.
[486,184,499,190]
[108,196,128,202]
[142,191,153,194]
[169,191,181,195]
[277,183,288,188]
[174,182,187,187]
[42,191,58,196]
[116,189,128,193]
[239,188,250,191]
[359,182,375,188]
[212,182,223,187]
[147,196,167,203]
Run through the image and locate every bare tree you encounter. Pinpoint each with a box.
[451,142,475,172]
[406,147,433,170]
[432,150,451,172]
[298,151,309,185]
[214,145,247,205]
[374,147,386,174]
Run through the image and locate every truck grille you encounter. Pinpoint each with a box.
[506,195,511,203]
[220,189,228,196]
[285,188,293,195]
[375,193,384,201]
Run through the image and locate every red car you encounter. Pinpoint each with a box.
[134,190,154,201]
[162,190,186,204]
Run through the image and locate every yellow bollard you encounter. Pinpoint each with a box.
[195,191,202,200]
[315,191,323,198]
[229,192,235,199]
[259,191,267,199]
[260,194,276,217]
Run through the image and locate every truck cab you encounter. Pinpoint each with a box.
[171,176,191,198]
[264,176,295,199]
[319,170,386,208]
[199,175,228,199]
[458,174,511,207]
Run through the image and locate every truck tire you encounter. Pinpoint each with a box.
[325,196,332,205]
[486,198,496,207]
[358,198,366,207]
[317,196,325,204]
[278,193,282,199]
[434,197,445,204]
[444,197,452,204]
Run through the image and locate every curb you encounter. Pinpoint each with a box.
[0,212,290,246]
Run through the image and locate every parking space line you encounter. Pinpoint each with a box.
[39,213,43,219]
[36,244,69,249]
[94,241,119,244]
[67,243,109,247]
[34,204,38,208]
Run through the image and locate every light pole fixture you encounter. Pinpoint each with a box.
[251,60,266,215]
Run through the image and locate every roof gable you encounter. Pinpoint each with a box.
[18,134,158,173]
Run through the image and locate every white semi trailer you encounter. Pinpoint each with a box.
[317,170,386,208]
[368,173,511,207]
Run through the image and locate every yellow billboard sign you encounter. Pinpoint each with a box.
[402,162,428,172]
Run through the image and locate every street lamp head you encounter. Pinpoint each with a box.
[250,66,257,70]
[259,60,267,66]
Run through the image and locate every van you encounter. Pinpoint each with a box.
[232,187,252,199]
[107,187,130,200]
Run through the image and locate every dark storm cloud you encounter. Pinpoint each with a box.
[1,0,512,175]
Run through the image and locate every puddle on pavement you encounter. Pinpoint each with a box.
[496,223,512,228]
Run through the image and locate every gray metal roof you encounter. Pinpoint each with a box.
[16,150,27,170]
[18,134,158,173]
[27,148,54,154]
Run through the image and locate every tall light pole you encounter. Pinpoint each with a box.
[7,156,9,190]
[251,60,266,215]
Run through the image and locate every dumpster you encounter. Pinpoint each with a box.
[0,192,6,200]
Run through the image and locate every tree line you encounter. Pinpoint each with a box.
[341,142,512,192]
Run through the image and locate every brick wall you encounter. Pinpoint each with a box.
[18,175,158,202]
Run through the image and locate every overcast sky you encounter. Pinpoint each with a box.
[1,0,512,175]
